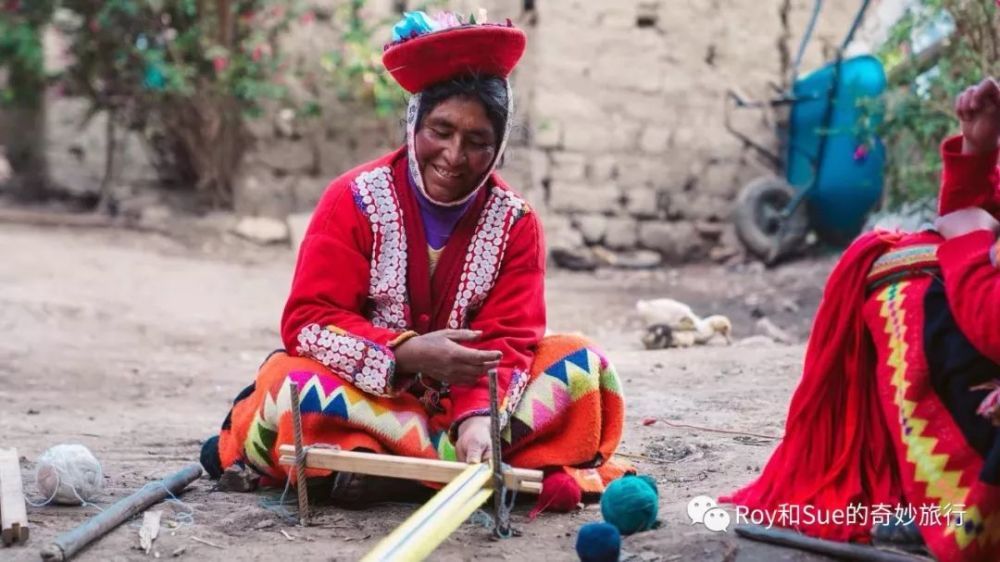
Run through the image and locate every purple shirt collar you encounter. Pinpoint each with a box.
[408,169,476,250]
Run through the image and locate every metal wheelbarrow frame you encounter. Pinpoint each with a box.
[725,0,886,264]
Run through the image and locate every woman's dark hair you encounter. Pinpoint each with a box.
[416,74,509,146]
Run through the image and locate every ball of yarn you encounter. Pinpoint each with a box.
[576,522,621,562]
[600,474,658,535]
[35,444,104,505]
[530,470,583,519]
[636,474,659,497]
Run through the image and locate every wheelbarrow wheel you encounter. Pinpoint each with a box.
[734,176,809,263]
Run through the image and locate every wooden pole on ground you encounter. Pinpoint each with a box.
[734,524,929,561]
[0,447,29,546]
[39,463,202,561]
[288,381,310,526]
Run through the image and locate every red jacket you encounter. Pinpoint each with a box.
[281,147,546,436]
[937,135,1000,364]
[721,135,1000,543]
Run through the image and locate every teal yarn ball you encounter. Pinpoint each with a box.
[600,475,659,535]
[576,522,621,562]
[636,474,659,497]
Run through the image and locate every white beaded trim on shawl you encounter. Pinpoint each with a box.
[350,165,410,331]
[447,186,528,329]
[330,164,530,411]
[295,323,396,396]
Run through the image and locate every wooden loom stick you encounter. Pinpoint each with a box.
[39,464,202,561]
[288,382,310,526]
[361,463,493,562]
[0,447,29,546]
[734,524,927,562]
[276,447,543,493]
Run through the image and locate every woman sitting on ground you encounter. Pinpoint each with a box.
[724,78,1000,562]
[200,11,629,506]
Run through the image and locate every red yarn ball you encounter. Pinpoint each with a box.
[530,471,583,519]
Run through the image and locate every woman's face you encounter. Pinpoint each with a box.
[415,96,498,203]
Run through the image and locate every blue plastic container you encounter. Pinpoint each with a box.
[785,54,887,244]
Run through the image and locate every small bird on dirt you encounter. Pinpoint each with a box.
[636,298,732,349]
[641,324,675,350]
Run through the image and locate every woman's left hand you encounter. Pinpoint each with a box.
[455,416,492,463]
[934,207,1000,240]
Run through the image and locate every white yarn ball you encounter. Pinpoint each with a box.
[35,444,104,505]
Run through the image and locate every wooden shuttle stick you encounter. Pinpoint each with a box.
[360,463,493,562]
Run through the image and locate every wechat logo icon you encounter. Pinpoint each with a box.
[688,495,731,533]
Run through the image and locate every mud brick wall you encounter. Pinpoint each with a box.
[40,0,866,261]
[514,0,862,261]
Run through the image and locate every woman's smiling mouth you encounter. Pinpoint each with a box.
[433,165,462,180]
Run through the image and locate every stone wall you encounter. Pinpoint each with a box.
[36,0,874,261]
[235,0,533,219]
[267,0,863,262]
[518,0,866,262]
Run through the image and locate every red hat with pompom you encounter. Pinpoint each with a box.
[383,11,526,94]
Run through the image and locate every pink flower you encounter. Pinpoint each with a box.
[251,44,272,62]
[213,56,229,74]
[300,10,315,25]
[853,143,870,162]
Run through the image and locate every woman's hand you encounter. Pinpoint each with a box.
[957,78,1000,155]
[934,207,1000,240]
[393,329,501,386]
[455,415,492,463]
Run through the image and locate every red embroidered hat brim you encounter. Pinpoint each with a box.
[383,25,527,94]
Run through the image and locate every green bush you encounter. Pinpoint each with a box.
[323,0,407,120]
[0,2,57,196]
[878,0,998,207]
[0,0,420,207]
[0,1,55,106]
[54,0,305,205]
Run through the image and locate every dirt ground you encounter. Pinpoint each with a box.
[0,220,866,561]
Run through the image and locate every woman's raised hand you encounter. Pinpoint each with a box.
[957,78,1000,154]
[394,329,502,386]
